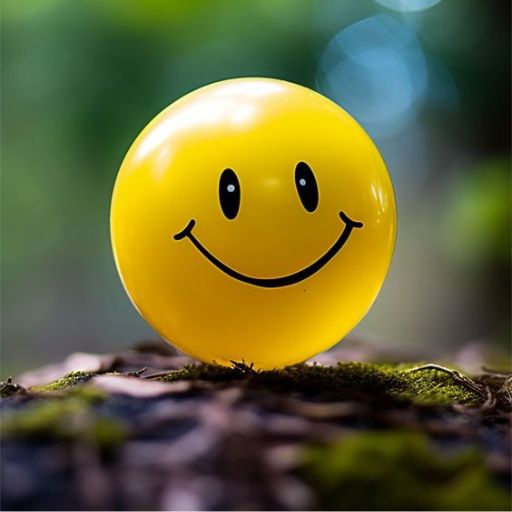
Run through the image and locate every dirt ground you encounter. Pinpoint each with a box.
[1,339,510,511]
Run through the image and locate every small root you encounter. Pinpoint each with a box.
[126,367,148,377]
[143,370,175,380]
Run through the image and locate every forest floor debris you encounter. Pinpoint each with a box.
[1,340,510,510]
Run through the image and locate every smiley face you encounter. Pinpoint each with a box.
[173,163,363,288]
[111,78,396,369]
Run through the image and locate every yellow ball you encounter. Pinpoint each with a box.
[111,78,396,369]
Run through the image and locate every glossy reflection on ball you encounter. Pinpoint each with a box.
[111,78,396,369]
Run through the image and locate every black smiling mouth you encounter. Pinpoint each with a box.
[173,211,363,288]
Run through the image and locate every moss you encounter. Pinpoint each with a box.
[258,362,409,398]
[394,367,480,405]
[155,362,482,406]
[0,386,126,448]
[7,359,481,412]
[157,363,251,383]
[273,363,481,405]
[29,370,98,392]
[302,431,511,510]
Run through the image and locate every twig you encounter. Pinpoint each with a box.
[143,370,175,380]
[125,367,147,377]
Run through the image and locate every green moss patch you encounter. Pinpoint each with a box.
[157,362,252,383]
[156,362,483,406]
[1,386,126,448]
[302,431,511,510]
[28,370,98,392]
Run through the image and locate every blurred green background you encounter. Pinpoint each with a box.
[1,0,510,375]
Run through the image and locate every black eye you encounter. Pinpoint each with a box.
[295,161,319,212]
[219,168,241,219]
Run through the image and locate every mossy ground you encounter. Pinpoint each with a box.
[1,385,126,449]
[28,370,98,392]
[1,347,510,510]
[302,431,511,511]
[0,362,485,406]
[156,361,483,406]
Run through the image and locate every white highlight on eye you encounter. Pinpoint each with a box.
[227,184,236,193]
[299,178,307,186]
